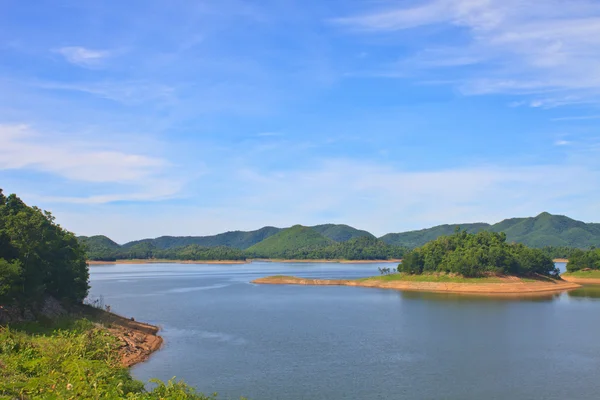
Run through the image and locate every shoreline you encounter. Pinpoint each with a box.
[561,274,600,285]
[88,258,401,265]
[251,258,402,264]
[253,275,581,296]
[82,307,163,367]
[87,259,248,265]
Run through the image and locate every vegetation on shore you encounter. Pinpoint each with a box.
[563,270,600,279]
[398,230,560,278]
[0,317,216,399]
[565,248,600,273]
[0,189,89,304]
[0,190,231,399]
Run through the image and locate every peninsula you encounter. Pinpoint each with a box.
[254,230,580,295]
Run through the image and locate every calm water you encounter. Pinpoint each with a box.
[88,262,600,400]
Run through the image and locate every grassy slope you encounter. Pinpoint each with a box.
[0,318,211,399]
[310,224,375,242]
[246,225,334,257]
[562,270,600,279]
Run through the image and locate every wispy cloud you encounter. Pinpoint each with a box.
[332,0,600,105]
[0,124,182,204]
[54,46,112,67]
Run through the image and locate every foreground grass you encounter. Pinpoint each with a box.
[563,270,600,279]
[0,318,217,399]
[360,273,506,283]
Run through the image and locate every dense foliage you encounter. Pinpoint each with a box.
[245,225,335,258]
[382,212,600,249]
[381,223,489,248]
[399,230,559,278]
[310,224,375,242]
[566,248,600,272]
[0,319,219,399]
[0,190,89,304]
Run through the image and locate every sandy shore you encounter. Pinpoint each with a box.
[253,275,581,296]
[553,258,569,263]
[87,259,248,265]
[87,259,401,265]
[250,259,402,264]
[561,275,600,285]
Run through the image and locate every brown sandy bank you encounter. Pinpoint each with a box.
[253,275,581,296]
[250,259,402,264]
[553,258,569,263]
[87,259,247,265]
[561,275,600,285]
[82,307,163,367]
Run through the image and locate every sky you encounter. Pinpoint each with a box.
[1,0,600,243]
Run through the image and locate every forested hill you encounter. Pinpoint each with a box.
[80,223,374,252]
[381,213,600,249]
[246,225,334,258]
[122,226,281,250]
[310,224,375,242]
[380,223,490,249]
[79,212,600,261]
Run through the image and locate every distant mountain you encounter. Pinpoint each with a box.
[122,226,282,250]
[489,212,600,248]
[246,225,334,258]
[381,213,600,249]
[78,235,121,250]
[311,224,375,242]
[79,213,600,261]
[380,223,490,248]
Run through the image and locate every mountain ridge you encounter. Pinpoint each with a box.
[79,213,600,260]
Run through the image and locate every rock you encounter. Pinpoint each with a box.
[39,297,67,319]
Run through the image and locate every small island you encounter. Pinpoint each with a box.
[254,231,581,295]
[561,248,600,284]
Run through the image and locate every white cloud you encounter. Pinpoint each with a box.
[554,140,571,146]
[53,154,600,242]
[333,0,600,105]
[0,124,182,203]
[55,46,112,67]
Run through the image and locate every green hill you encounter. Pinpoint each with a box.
[78,235,120,249]
[489,212,600,248]
[122,226,281,250]
[380,223,490,248]
[381,213,600,249]
[246,225,334,258]
[310,224,375,242]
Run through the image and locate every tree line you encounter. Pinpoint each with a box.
[0,190,89,304]
[83,236,407,261]
[399,230,559,278]
[566,248,600,272]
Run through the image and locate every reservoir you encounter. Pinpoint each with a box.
[89,262,600,400]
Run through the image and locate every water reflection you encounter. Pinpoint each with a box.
[568,284,600,299]
[398,290,561,303]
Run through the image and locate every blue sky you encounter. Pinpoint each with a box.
[1,0,600,243]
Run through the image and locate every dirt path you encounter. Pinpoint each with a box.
[253,276,580,296]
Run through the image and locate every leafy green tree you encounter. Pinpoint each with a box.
[0,189,89,304]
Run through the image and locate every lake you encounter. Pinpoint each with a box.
[88,262,600,400]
